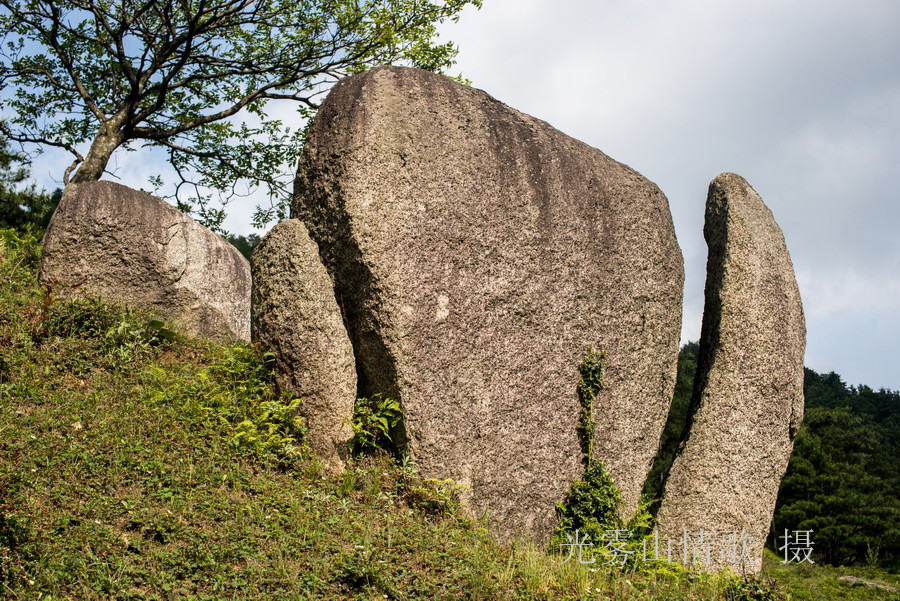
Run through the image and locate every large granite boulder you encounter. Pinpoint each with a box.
[656,173,805,575]
[293,66,684,538]
[251,219,356,470]
[39,181,250,342]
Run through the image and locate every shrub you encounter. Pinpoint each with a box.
[722,575,789,601]
[551,349,654,569]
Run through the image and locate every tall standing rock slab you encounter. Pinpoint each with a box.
[251,219,356,470]
[293,66,684,539]
[40,181,250,342]
[656,173,805,575]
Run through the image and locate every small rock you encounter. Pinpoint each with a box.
[838,575,899,592]
[251,219,356,470]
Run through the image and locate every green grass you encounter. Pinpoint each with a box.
[761,549,899,601]
[0,229,894,600]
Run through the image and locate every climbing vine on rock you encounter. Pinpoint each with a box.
[576,349,605,465]
[552,349,653,567]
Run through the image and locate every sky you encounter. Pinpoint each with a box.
[24,0,899,391]
[434,0,900,391]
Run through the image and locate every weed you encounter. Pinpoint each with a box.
[723,574,789,600]
[349,393,402,456]
[147,345,308,461]
[0,229,40,274]
[402,478,466,517]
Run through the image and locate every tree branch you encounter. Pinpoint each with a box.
[42,2,109,122]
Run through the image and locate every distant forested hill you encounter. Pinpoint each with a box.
[772,368,900,570]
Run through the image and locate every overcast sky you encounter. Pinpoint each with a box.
[25,0,898,390]
[433,0,900,390]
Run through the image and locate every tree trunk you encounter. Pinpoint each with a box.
[67,119,126,187]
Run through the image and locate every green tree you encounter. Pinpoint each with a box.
[0,0,480,230]
[225,232,261,261]
[0,135,60,233]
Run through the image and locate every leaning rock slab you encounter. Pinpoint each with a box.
[293,66,684,539]
[40,181,250,341]
[251,219,356,470]
[656,173,805,575]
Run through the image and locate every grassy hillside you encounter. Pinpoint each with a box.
[1,230,896,600]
